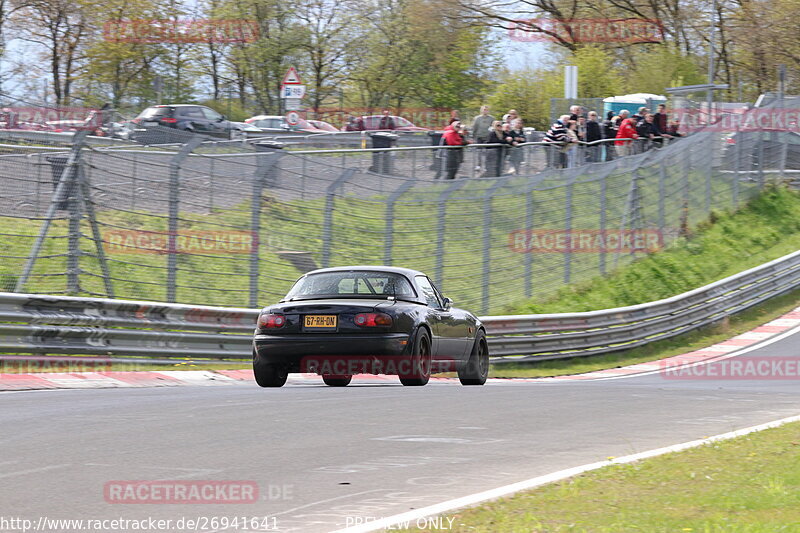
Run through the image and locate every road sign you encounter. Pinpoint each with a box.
[284,99,302,111]
[285,111,300,126]
[282,66,302,85]
[281,85,306,99]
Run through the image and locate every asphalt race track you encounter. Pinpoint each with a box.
[2,327,799,533]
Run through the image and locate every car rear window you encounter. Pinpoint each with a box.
[137,107,171,118]
[286,271,416,299]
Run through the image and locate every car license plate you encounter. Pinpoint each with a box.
[304,315,337,329]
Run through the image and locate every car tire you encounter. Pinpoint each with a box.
[322,375,352,387]
[253,351,288,388]
[400,329,431,387]
[458,330,489,386]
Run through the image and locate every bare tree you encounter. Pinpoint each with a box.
[12,0,89,105]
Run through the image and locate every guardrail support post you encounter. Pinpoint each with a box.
[15,131,89,293]
[167,137,203,303]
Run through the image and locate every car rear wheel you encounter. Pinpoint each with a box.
[400,330,431,387]
[322,375,352,387]
[458,330,489,386]
[253,351,288,388]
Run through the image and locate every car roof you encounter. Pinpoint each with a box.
[304,265,427,278]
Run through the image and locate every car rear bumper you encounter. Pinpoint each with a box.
[254,333,412,371]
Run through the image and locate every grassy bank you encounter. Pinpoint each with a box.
[510,186,800,315]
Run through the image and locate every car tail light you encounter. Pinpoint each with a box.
[132,118,140,124]
[160,117,177,123]
[354,313,392,327]
[258,313,285,329]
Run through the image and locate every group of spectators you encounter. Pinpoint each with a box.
[438,105,531,179]
[543,103,683,168]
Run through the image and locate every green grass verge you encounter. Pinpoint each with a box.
[509,186,800,314]
[490,287,800,379]
[407,421,800,532]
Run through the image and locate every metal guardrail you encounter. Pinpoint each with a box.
[0,250,798,364]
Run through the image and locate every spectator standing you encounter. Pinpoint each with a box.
[615,117,638,157]
[566,119,581,168]
[636,113,662,151]
[507,118,527,174]
[471,105,495,171]
[585,111,602,162]
[378,109,396,130]
[502,109,519,125]
[441,120,469,180]
[345,114,364,131]
[484,120,512,176]
[602,111,618,161]
[654,104,668,133]
[543,114,571,168]
[569,105,583,122]
[632,106,648,124]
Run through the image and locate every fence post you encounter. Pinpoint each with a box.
[384,180,415,265]
[321,168,356,268]
[757,135,765,189]
[658,159,666,236]
[481,180,504,314]
[77,154,115,298]
[705,134,713,213]
[166,137,203,303]
[524,185,536,298]
[733,125,741,207]
[599,172,607,276]
[250,147,285,307]
[434,180,468,287]
[15,130,90,293]
[66,160,84,294]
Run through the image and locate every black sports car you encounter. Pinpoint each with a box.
[252,266,488,387]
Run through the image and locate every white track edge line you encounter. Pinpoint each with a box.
[330,412,800,533]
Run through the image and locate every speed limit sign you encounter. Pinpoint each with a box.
[285,111,300,126]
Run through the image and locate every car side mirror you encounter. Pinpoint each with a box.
[442,297,453,310]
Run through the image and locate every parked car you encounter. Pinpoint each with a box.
[252,266,488,388]
[303,119,339,133]
[133,104,238,139]
[244,115,290,133]
[343,115,430,132]
[244,115,340,134]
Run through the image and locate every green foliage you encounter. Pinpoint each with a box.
[622,46,706,95]
[571,45,623,97]
[488,68,562,130]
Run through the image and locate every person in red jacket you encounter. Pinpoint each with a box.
[615,117,638,157]
[441,120,469,179]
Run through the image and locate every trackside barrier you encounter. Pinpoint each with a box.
[0,250,798,363]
